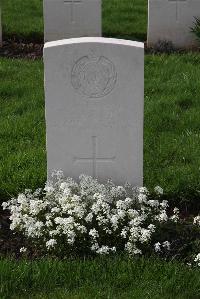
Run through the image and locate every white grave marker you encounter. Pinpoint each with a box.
[44,37,144,186]
[148,0,200,48]
[43,0,101,42]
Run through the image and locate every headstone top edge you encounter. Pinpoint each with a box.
[44,37,144,49]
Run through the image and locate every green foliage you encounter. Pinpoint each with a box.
[0,257,200,299]
[191,17,200,44]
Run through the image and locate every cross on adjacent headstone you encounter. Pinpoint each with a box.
[73,136,116,178]
[44,0,101,42]
[168,0,187,21]
[64,0,82,23]
[148,0,198,48]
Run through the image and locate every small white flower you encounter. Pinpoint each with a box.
[96,246,110,255]
[132,248,142,255]
[89,228,99,239]
[46,220,53,227]
[194,216,200,226]
[138,193,147,203]
[2,201,9,210]
[140,229,152,243]
[194,253,200,267]
[170,207,179,223]
[85,212,93,223]
[91,243,99,251]
[121,228,128,239]
[138,187,148,194]
[160,200,168,209]
[154,242,161,252]
[117,209,126,219]
[147,200,159,207]
[162,241,170,250]
[116,200,126,210]
[51,207,61,213]
[125,242,142,255]
[60,182,69,190]
[20,247,27,253]
[154,186,163,195]
[148,224,156,233]
[155,211,168,222]
[44,182,54,194]
[110,215,119,230]
[46,239,57,250]
[96,245,116,255]
[125,197,133,205]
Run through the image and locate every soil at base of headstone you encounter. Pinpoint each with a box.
[0,208,26,257]
[0,39,200,59]
[0,39,43,59]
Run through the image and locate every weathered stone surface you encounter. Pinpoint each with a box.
[148,0,200,48]
[43,0,101,42]
[44,37,144,186]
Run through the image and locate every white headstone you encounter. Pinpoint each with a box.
[43,0,101,42]
[148,0,200,48]
[44,37,144,186]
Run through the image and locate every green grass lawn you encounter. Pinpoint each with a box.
[0,58,46,200]
[0,55,200,201]
[2,0,147,42]
[1,256,200,299]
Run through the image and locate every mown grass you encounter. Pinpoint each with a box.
[1,0,147,42]
[145,53,200,195]
[1,0,44,42]
[0,58,46,200]
[1,256,200,299]
[0,54,200,201]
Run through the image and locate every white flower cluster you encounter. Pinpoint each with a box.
[19,247,27,253]
[193,216,200,226]
[2,172,179,256]
[194,253,200,267]
[154,241,171,253]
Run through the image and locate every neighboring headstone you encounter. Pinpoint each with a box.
[148,0,200,48]
[43,0,101,42]
[44,37,144,186]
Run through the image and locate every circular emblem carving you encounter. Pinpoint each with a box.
[71,56,117,98]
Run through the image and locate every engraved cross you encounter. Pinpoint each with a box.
[74,136,116,178]
[168,0,187,22]
[64,0,82,23]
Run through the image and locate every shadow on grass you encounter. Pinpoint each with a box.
[3,33,44,44]
[104,32,146,42]
[3,32,146,45]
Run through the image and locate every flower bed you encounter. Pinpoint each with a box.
[2,171,200,266]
